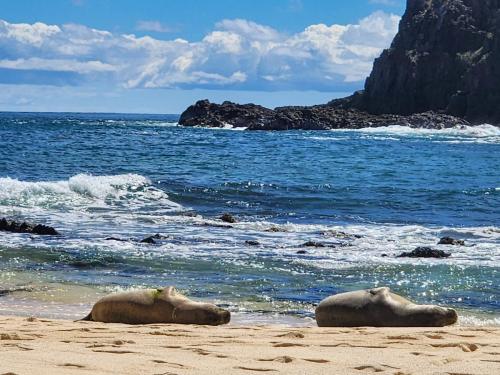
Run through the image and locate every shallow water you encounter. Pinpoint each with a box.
[0,112,499,325]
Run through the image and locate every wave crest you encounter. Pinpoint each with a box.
[0,173,181,212]
[329,124,500,143]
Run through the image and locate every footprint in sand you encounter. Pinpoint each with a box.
[430,343,479,352]
[2,343,33,351]
[151,360,190,369]
[275,332,305,339]
[354,365,384,372]
[271,342,308,348]
[258,356,294,363]
[411,352,436,357]
[58,363,86,368]
[91,349,137,354]
[234,366,277,372]
[386,335,418,340]
[431,358,461,366]
[150,331,191,337]
[302,358,330,363]
[0,333,24,340]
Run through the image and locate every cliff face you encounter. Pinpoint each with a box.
[179,0,499,129]
[358,0,500,124]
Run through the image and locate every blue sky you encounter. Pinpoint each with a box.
[0,0,405,113]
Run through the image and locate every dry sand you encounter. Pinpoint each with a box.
[0,315,499,374]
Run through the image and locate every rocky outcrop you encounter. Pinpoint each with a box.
[397,247,451,259]
[0,218,59,235]
[352,0,500,124]
[438,237,465,246]
[179,100,469,130]
[179,0,500,130]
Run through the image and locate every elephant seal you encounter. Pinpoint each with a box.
[81,287,230,325]
[315,287,457,327]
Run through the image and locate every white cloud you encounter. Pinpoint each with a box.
[0,13,400,91]
[0,58,116,73]
[136,20,175,33]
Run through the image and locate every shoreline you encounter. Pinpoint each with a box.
[1,314,499,374]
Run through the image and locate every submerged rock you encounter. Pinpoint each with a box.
[322,230,362,239]
[245,240,260,246]
[301,241,327,248]
[0,218,59,235]
[397,247,451,259]
[265,226,287,233]
[296,250,307,255]
[202,222,233,229]
[140,233,169,244]
[438,237,465,246]
[220,213,237,223]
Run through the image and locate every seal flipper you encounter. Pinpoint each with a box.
[77,312,94,322]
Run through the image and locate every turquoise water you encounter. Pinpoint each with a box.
[0,112,499,325]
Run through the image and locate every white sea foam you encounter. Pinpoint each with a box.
[0,173,184,229]
[328,124,500,143]
[459,314,500,327]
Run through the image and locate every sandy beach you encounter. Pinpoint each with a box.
[0,315,498,375]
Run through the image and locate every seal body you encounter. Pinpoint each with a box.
[84,287,230,325]
[315,287,457,327]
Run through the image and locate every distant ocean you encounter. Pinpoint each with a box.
[0,112,499,325]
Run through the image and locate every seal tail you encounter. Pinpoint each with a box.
[76,312,94,322]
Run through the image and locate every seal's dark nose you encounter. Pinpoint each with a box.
[220,310,231,324]
[446,308,458,325]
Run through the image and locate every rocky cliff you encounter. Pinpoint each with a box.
[354,0,500,124]
[180,0,499,129]
[179,99,467,130]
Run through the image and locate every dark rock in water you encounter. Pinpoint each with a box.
[140,233,169,244]
[220,213,237,223]
[0,218,59,235]
[265,226,287,233]
[202,222,233,229]
[397,247,451,259]
[179,100,469,131]
[0,286,34,296]
[322,230,362,239]
[140,237,157,244]
[438,237,465,246]
[381,254,388,257]
[245,240,260,246]
[296,250,307,255]
[301,241,327,248]
[179,99,275,129]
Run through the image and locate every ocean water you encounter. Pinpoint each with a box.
[0,112,499,325]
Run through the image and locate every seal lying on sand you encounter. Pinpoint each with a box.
[81,287,231,325]
[315,287,457,327]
